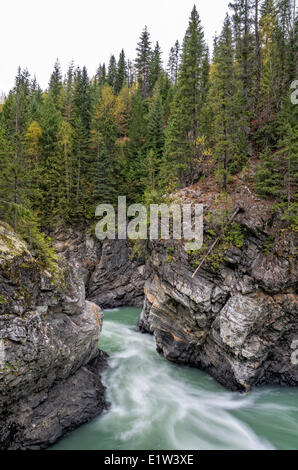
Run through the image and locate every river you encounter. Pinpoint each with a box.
[52,307,298,450]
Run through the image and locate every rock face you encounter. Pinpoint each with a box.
[0,222,108,450]
[51,227,147,309]
[139,189,298,391]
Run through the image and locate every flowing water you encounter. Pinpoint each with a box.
[52,307,298,450]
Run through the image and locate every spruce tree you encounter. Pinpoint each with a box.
[167,40,180,85]
[89,145,117,210]
[39,93,64,221]
[125,89,148,200]
[162,5,207,185]
[135,26,152,98]
[149,42,163,92]
[0,68,31,229]
[96,63,107,87]
[49,59,62,107]
[62,61,75,123]
[148,89,164,159]
[229,0,254,114]
[207,14,248,189]
[72,66,91,214]
[114,49,127,94]
[108,55,117,89]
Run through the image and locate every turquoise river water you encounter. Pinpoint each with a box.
[52,307,298,450]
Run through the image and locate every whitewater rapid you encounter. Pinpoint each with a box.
[52,307,298,450]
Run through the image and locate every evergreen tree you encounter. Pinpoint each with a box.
[62,61,75,123]
[91,84,118,154]
[0,68,31,229]
[58,120,73,210]
[162,5,207,185]
[39,93,64,220]
[149,42,163,92]
[49,59,62,107]
[89,145,117,209]
[229,0,254,114]
[255,98,298,210]
[148,89,164,159]
[0,125,14,223]
[0,3,296,234]
[108,55,117,89]
[125,89,148,200]
[128,88,147,158]
[114,49,127,94]
[72,66,91,214]
[167,40,180,85]
[96,63,107,87]
[135,26,152,98]
[208,14,248,189]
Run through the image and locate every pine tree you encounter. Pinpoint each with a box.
[0,68,31,229]
[0,125,14,223]
[108,55,117,89]
[229,0,254,114]
[162,5,207,185]
[259,0,280,109]
[253,0,262,113]
[135,26,152,98]
[58,120,73,210]
[62,61,75,123]
[207,14,248,189]
[72,66,91,213]
[167,40,180,85]
[275,0,297,96]
[49,59,62,107]
[149,42,163,92]
[91,84,118,154]
[128,88,147,158]
[89,145,117,209]
[39,93,65,221]
[114,49,127,94]
[29,76,43,122]
[255,98,298,217]
[124,88,148,200]
[148,89,164,159]
[1,3,296,234]
[96,63,107,87]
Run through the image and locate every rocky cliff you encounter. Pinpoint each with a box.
[51,226,148,308]
[49,181,297,394]
[138,183,298,391]
[0,222,108,450]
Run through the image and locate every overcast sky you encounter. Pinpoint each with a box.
[0,0,231,95]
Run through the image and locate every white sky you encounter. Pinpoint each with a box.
[0,0,231,95]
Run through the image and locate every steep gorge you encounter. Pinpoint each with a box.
[0,181,297,449]
[52,182,298,393]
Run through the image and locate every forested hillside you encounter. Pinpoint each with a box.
[0,0,297,256]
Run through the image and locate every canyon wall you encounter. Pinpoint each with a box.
[138,188,298,391]
[0,222,108,450]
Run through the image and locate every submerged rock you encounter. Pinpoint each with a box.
[0,222,108,450]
